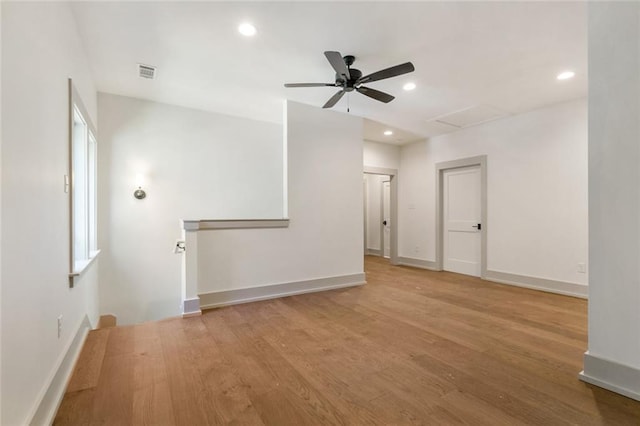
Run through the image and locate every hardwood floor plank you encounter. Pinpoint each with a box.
[89,326,137,424]
[439,390,527,426]
[157,318,215,425]
[53,389,95,426]
[223,311,348,425]
[132,322,177,426]
[190,328,264,424]
[90,353,134,424]
[66,328,111,393]
[261,330,383,423]
[54,256,640,425]
[417,340,598,424]
[250,388,327,426]
[411,352,563,424]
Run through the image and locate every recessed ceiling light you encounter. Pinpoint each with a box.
[557,71,575,80]
[238,23,257,37]
[403,82,416,91]
[384,130,393,136]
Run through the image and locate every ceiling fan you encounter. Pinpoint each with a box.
[284,51,415,109]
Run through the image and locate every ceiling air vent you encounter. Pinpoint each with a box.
[138,64,156,79]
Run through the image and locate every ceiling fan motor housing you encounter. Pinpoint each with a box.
[336,62,362,92]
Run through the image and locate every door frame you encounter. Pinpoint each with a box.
[380,180,391,258]
[363,177,368,254]
[364,166,399,265]
[435,155,487,278]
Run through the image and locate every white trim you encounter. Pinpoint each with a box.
[397,256,438,271]
[579,352,640,401]
[366,248,382,256]
[363,167,399,265]
[363,177,368,254]
[363,166,397,176]
[282,99,289,218]
[28,315,91,426]
[485,270,588,299]
[182,297,202,318]
[68,79,99,288]
[199,273,366,309]
[182,219,289,231]
[380,180,391,260]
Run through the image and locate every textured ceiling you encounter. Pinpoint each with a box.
[71,1,587,142]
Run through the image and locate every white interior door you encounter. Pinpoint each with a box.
[443,166,481,276]
[382,181,391,258]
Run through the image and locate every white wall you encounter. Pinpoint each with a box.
[586,1,640,378]
[98,94,283,325]
[1,3,99,425]
[399,98,588,286]
[364,140,400,170]
[197,101,364,293]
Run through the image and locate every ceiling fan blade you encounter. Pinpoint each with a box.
[324,51,351,80]
[323,90,345,108]
[284,83,335,88]
[357,62,415,85]
[356,86,395,103]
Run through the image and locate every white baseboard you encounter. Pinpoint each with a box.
[394,260,587,299]
[199,273,366,310]
[182,297,202,318]
[397,256,438,271]
[28,315,91,425]
[579,351,640,401]
[484,270,588,299]
[366,248,382,256]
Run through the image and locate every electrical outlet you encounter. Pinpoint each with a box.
[414,246,420,254]
[577,263,586,273]
[57,315,63,338]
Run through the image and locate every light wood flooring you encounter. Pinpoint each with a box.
[54,256,640,425]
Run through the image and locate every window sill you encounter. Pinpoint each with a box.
[69,249,101,287]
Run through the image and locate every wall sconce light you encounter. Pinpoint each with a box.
[134,173,146,200]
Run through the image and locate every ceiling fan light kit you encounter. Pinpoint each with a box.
[284,51,415,109]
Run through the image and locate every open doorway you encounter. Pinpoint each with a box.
[363,166,398,264]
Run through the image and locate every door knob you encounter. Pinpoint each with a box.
[382,220,388,226]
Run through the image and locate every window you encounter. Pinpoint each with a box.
[69,80,98,282]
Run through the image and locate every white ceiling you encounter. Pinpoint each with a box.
[71,1,587,143]
[363,118,424,145]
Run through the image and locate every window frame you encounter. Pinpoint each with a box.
[68,79,99,285]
